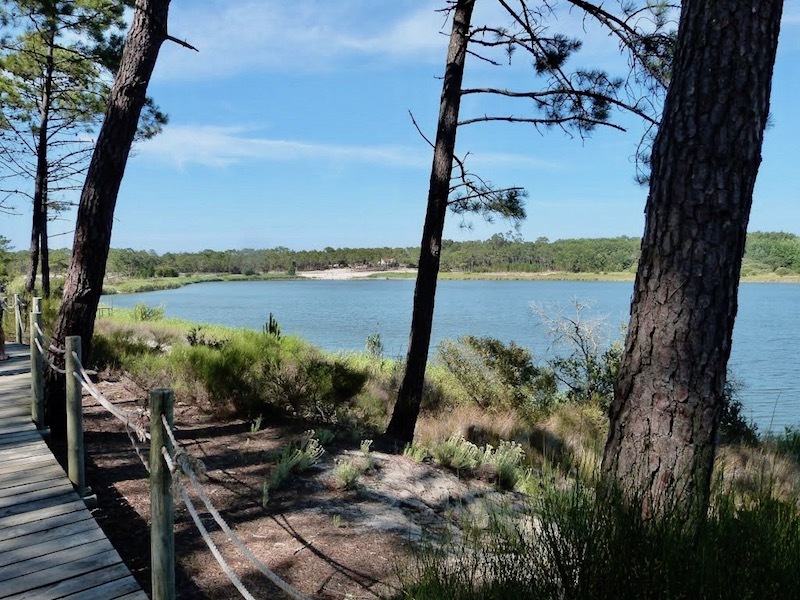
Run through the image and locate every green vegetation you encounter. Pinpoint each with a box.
[6,232,800,295]
[401,473,800,600]
[262,430,325,504]
[88,303,800,599]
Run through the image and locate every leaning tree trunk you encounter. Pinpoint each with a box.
[45,0,172,440]
[385,0,475,444]
[602,0,783,519]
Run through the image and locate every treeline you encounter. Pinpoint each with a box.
[5,231,800,279]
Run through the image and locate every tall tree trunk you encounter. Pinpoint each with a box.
[25,29,55,296]
[602,0,783,519]
[41,214,50,298]
[46,0,172,440]
[385,0,475,444]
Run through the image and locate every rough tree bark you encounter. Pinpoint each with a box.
[602,0,784,518]
[46,0,173,439]
[385,0,475,444]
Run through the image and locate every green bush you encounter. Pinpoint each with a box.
[155,266,179,277]
[430,434,482,474]
[131,302,164,321]
[436,336,557,413]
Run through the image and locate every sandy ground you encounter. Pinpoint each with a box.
[297,268,416,280]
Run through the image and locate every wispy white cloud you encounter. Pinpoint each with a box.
[156,0,447,81]
[136,124,428,168]
[136,124,561,172]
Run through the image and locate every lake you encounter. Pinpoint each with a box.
[101,279,800,432]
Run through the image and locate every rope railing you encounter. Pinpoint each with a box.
[26,298,310,600]
[34,337,67,374]
[160,415,311,600]
[34,321,66,354]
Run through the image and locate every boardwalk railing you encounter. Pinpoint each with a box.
[29,299,309,600]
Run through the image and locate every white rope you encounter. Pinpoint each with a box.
[33,322,65,354]
[73,352,150,440]
[35,338,67,374]
[67,352,152,472]
[177,481,258,600]
[161,416,309,600]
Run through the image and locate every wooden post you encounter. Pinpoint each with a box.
[13,294,22,343]
[150,388,175,600]
[30,298,45,430]
[65,336,85,498]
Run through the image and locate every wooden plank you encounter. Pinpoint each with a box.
[0,418,34,434]
[0,464,66,491]
[0,474,71,499]
[0,506,92,543]
[0,447,55,465]
[59,575,144,600]
[0,498,87,531]
[0,481,78,510]
[0,346,147,600]
[0,538,115,583]
[5,563,135,600]
[0,515,97,555]
[0,430,41,447]
[115,592,150,600]
[0,549,125,598]
[0,453,58,476]
[0,523,107,568]
[0,490,77,522]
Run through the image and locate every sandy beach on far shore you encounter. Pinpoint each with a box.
[297,267,416,280]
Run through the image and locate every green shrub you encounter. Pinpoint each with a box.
[481,440,526,490]
[155,266,179,277]
[772,426,800,462]
[131,302,164,321]
[333,459,362,490]
[264,431,325,501]
[365,331,383,359]
[718,376,759,445]
[430,434,481,474]
[262,351,367,420]
[436,336,557,414]
[186,326,228,349]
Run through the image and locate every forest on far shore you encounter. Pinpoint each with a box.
[4,231,799,280]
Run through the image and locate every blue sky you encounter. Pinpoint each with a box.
[4,0,800,253]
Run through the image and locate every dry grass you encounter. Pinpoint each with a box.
[415,404,523,448]
[715,444,800,504]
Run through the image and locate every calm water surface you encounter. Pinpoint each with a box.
[102,280,800,432]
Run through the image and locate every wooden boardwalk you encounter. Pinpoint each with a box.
[0,343,148,600]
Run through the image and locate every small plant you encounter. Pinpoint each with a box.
[360,438,375,470]
[431,434,481,474]
[365,329,383,359]
[333,459,362,490]
[263,431,326,502]
[316,428,336,446]
[186,325,227,349]
[250,415,263,433]
[481,440,526,490]
[403,442,429,463]
[264,312,281,339]
[261,481,270,507]
[131,302,164,322]
[332,513,343,528]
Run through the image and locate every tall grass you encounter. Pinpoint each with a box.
[401,472,800,600]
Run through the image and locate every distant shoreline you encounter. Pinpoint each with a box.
[99,268,800,295]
